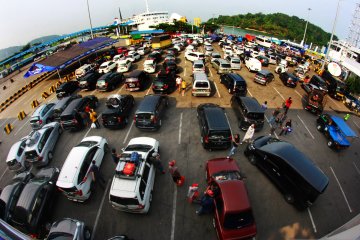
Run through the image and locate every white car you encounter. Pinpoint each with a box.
[137,47,150,56]
[245,57,262,72]
[109,137,159,213]
[204,46,214,56]
[126,51,141,62]
[173,44,182,52]
[250,50,259,58]
[98,61,117,74]
[143,59,157,73]
[56,136,108,202]
[6,139,29,172]
[204,41,212,47]
[117,59,132,73]
[113,54,125,62]
[185,45,195,52]
[185,51,205,62]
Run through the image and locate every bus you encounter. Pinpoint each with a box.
[255,36,272,48]
[151,34,171,49]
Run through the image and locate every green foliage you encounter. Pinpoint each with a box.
[199,23,219,33]
[20,43,31,52]
[152,21,197,33]
[210,13,337,46]
[346,74,360,94]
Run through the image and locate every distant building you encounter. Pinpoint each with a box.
[194,18,201,27]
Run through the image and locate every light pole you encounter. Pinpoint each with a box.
[86,0,94,39]
[321,0,342,72]
[301,8,311,46]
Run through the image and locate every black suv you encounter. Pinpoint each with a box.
[102,94,135,129]
[60,95,98,131]
[231,96,265,131]
[220,73,247,95]
[11,167,59,236]
[56,81,79,99]
[134,95,169,131]
[308,75,328,93]
[152,70,177,94]
[279,72,299,88]
[125,70,149,91]
[162,61,177,73]
[96,72,124,91]
[52,95,81,122]
[197,103,232,151]
[147,52,162,63]
[78,72,100,90]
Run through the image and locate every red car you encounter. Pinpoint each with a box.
[117,47,129,55]
[206,158,257,240]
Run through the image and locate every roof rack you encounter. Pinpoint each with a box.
[115,152,143,180]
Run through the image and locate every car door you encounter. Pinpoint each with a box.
[38,128,53,164]
[78,151,92,194]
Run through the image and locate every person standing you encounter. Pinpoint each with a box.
[284,97,292,114]
[261,101,268,111]
[88,160,106,189]
[181,79,187,96]
[150,151,165,174]
[241,124,255,144]
[279,119,292,136]
[168,160,181,184]
[89,109,100,128]
[111,148,120,165]
[227,134,240,158]
[269,107,281,126]
[196,189,215,215]
[176,76,182,93]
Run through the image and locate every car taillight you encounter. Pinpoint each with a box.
[38,156,43,161]
[133,116,136,122]
[72,119,78,124]
[204,136,209,143]
[117,117,122,122]
[138,204,145,209]
[75,189,83,196]
[38,119,43,124]
[163,84,168,89]
[30,234,38,239]
[151,115,157,123]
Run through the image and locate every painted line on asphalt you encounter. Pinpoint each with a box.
[10,118,18,126]
[178,112,183,144]
[14,116,32,136]
[294,90,302,98]
[90,89,96,95]
[84,113,102,138]
[116,84,124,94]
[353,161,360,177]
[209,68,213,77]
[353,120,359,128]
[123,121,134,144]
[146,84,152,95]
[329,97,342,109]
[213,82,221,98]
[184,67,187,77]
[0,169,8,182]
[91,181,111,240]
[272,87,285,100]
[46,95,57,103]
[307,208,317,233]
[297,115,315,139]
[247,89,253,97]
[330,166,352,213]
[265,115,279,139]
[170,182,178,240]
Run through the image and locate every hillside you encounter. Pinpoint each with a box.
[209,13,336,46]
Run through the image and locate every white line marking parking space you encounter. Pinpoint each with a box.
[123,121,134,144]
[91,181,111,240]
[213,82,221,98]
[273,87,285,100]
[294,90,302,98]
[247,89,253,97]
[170,186,177,240]
[14,115,32,136]
[307,208,317,233]
[0,169,8,182]
[330,166,352,213]
[353,161,360,176]
[116,84,125,94]
[146,84,152,95]
[353,120,360,128]
[178,113,183,144]
[265,115,279,139]
[297,115,315,139]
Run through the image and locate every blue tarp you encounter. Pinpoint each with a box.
[331,115,358,138]
[23,63,56,78]
[130,30,164,35]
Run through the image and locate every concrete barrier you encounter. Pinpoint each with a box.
[17,110,26,120]
[31,99,40,108]
[4,123,13,134]
[42,91,50,100]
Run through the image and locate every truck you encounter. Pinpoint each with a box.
[321,70,347,101]
[151,34,171,49]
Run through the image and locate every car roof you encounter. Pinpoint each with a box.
[136,95,162,113]
[61,98,83,115]
[239,97,263,112]
[203,106,229,130]
[127,137,157,148]
[259,140,329,192]
[144,59,155,64]
[31,104,48,116]
[226,73,246,82]
[128,70,143,77]
[15,182,43,214]
[6,140,23,162]
[49,219,78,237]
[218,180,251,212]
[330,115,358,137]
[258,70,272,75]
[206,158,239,178]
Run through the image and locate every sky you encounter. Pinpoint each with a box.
[0,0,358,50]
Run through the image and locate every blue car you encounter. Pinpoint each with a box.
[316,114,358,149]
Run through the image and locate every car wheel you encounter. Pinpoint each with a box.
[249,154,257,165]
[327,140,333,148]
[48,151,53,162]
[84,226,91,240]
[284,194,295,204]
[316,124,323,131]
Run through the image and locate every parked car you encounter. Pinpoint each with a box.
[211,52,222,63]
[164,54,176,63]
[192,60,206,74]
[231,96,265,131]
[47,218,91,240]
[279,72,299,88]
[117,47,129,55]
[185,51,205,62]
[162,61,177,74]
[96,72,124,91]
[308,75,328,93]
[52,95,82,122]
[147,52,161,62]
[304,88,326,115]
[125,70,149,92]
[113,54,125,62]
[137,46,150,56]
[204,46,214,56]
[109,137,158,213]
[245,57,262,72]
[197,103,232,150]
[211,59,232,74]
[11,167,59,236]
[116,59,132,73]
[102,94,135,129]
[78,72,100,90]
[143,59,157,73]
[225,56,241,70]
[253,70,274,85]
[256,55,269,67]
[75,64,94,79]
[266,54,277,65]
[316,113,358,149]
[293,68,306,82]
[152,70,177,94]
[6,139,29,172]
[220,73,247,95]
[244,136,329,209]
[126,51,141,62]
[0,172,33,222]
[98,61,117,74]
[56,81,79,99]
[134,95,169,131]
[206,158,257,240]
[24,122,62,167]
[192,72,211,97]
[30,103,55,130]
[56,136,108,202]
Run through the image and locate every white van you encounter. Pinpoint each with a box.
[75,64,94,79]
[192,72,211,97]
[185,51,205,62]
[245,57,262,72]
[192,60,205,74]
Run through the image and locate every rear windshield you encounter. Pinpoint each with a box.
[223,210,254,229]
[110,195,139,205]
[194,64,204,68]
[209,130,230,139]
[246,112,264,120]
[235,81,246,86]
[59,186,77,193]
[232,60,240,64]
[97,80,106,85]
[221,63,231,68]
[136,113,152,120]
[60,114,75,121]
[195,82,209,88]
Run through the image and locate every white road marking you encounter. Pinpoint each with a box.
[330,166,352,213]
[14,117,31,136]
[90,89,96,95]
[146,84,152,95]
[170,181,178,240]
[123,121,134,144]
[46,95,56,103]
[307,208,317,233]
[0,169,8,182]
[116,84,124,94]
[91,181,111,240]
[265,115,279,139]
[247,89,253,97]
[352,120,360,128]
[294,90,302,98]
[178,113,183,144]
[272,87,285,100]
[297,115,315,139]
[10,118,18,126]
[213,82,221,98]
[184,67,187,77]
[353,161,360,176]
[329,97,342,109]
[209,69,213,77]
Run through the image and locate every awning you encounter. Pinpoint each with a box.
[331,115,358,137]
[130,30,164,35]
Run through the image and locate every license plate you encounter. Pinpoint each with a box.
[129,83,135,87]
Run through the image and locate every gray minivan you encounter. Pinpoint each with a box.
[52,95,81,122]
[30,103,55,130]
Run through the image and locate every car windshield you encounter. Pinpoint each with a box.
[119,63,127,67]
[221,63,231,68]
[194,64,204,68]
[195,82,209,88]
[125,144,152,152]
[144,64,154,68]
[232,60,240,64]
[47,233,74,240]
[212,170,242,181]
[97,80,105,85]
[76,141,97,148]
[223,210,255,229]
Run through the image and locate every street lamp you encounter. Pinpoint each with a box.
[86,0,94,39]
[301,8,311,46]
[321,0,342,71]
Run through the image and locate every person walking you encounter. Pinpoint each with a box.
[196,189,215,216]
[150,151,165,174]
[279,119,292,136]
[241,124,255,144]
[227,134,240,158]
[261,101,268,111]
[284,97,292,114]
[88,160,106,189]
[89,109,100,128]
[269,107,281,126]
[181,79,187,96]
[168,160,182,184]
[176,76,182,93]
[111,148,120,165]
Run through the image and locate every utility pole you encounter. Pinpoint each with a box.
[301,8,311,46]
[119,7,123,35]
[86,0,94,39]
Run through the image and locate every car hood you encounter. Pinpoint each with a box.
[207,158,239,178]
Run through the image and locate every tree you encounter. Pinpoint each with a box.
[20,43,31,52]
[346,74,360,94]
[199,23,219,33]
